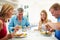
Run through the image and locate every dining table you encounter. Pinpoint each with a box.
[9,26,58,40]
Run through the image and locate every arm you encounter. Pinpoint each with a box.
[8,17,14,33]
[0,20,3,31]
[53,22,60,30]
[25,18,30,27]
[46,20,55,32]
[0,35,8,40]
[0,20,14,40]
[0,34,12,40]
[0,32,16,40]
[8,16,20,33]
[46,22,60,30]
[38,21,42,31]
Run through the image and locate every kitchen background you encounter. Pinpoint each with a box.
[0,0,60,33]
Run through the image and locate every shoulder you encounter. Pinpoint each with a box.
[23,17,27,20]
[0,19,3,26]
[12,15,16,18]
[10,15,17,20]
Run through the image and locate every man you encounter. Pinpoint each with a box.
[8,8,30,32]
[46,3,60,40]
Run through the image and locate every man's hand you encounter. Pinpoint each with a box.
[45,22,55,29]
[45,24,54,32]
[13,25,22,32]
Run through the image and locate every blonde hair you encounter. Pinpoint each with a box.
[0,3,14,17]
[39,10,51,30]
[40,10,47,23]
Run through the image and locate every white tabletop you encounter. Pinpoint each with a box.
[9,27,58,40]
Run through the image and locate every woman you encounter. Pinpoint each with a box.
[0,3,17,40]
[38,10,53,34]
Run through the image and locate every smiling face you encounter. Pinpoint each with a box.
[17,8,24,19]
[40,11,47,21]
[6,9,14,18]
[41,12,46,20]
[17,11,23,19]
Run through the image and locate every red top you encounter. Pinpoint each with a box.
[0,18,7,39]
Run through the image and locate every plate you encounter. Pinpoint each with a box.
[14,33,27,38]
[40,31,52,36]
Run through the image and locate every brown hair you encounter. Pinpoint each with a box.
[40,10,47,23]
[49,3,60,11]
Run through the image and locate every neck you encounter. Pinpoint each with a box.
[18,17,22,22]
[41,19,47,23]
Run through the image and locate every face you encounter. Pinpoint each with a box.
[17,11,23,19]
[7,9,14,18]
[50,8,59,18]
[40,12,47,20]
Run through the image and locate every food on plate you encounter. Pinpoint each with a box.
[40,31,46,34]
[15,33,23,36]
[20,33,27,37]
[46,31,52,35]
[40,31,52,36]
[14,33,27,37]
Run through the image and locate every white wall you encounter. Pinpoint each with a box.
[17,0,60,25]
[28,0,59,24]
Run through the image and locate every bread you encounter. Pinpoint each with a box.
[14,33,27,37]
[40,31,46,34]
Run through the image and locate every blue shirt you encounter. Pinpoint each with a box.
[8,15,30,32]
[55,17,60,39]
